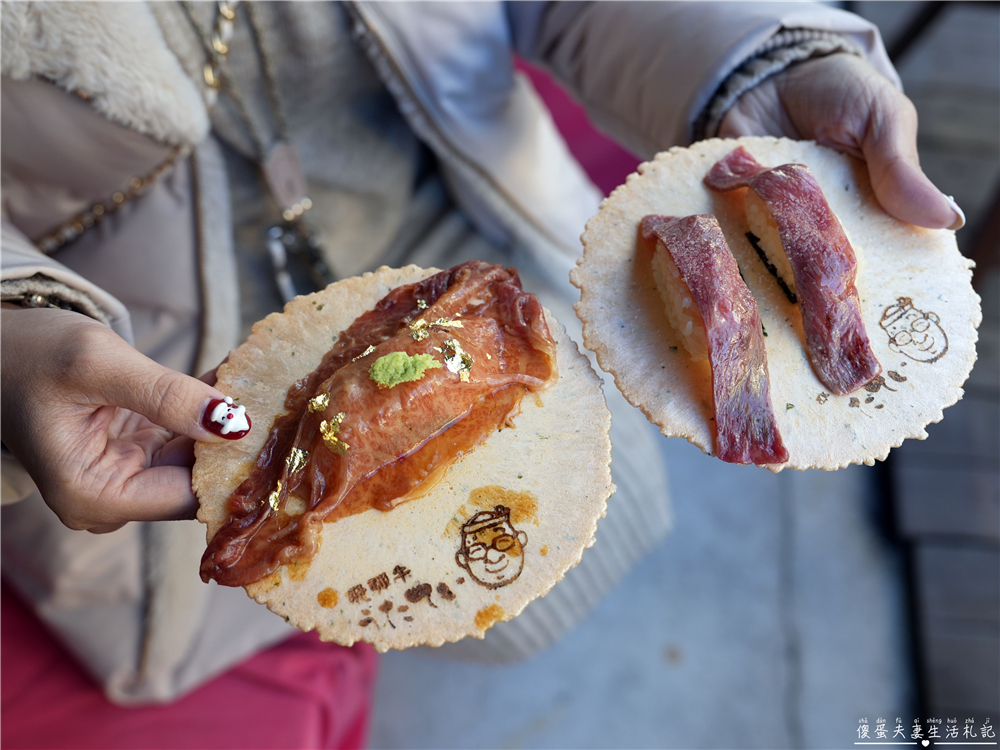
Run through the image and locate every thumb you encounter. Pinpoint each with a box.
[83,333,252,443]
[861,97,964,230]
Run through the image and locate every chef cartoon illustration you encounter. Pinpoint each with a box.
[455,505,528,589]
[880,296,948,363]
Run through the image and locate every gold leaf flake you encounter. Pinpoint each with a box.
[268,480,282,511]
[352,345,376,362]
[410,316,463,341]
[409,319,430,341]
[319,412,349,455]
[438,338,473,380]
[308,393,330,413]
[286,447,308,474]
[416,299,428,310]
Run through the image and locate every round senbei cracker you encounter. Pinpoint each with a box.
[194,265,613,651]
[572,137,981,471]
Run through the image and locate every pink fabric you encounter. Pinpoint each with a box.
[1,580,378,750]
[517,61,641,197]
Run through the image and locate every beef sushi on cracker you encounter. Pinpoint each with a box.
[195,263,614,651]
[572,136,980,471]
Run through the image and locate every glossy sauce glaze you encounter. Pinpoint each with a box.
[201,262,557,587]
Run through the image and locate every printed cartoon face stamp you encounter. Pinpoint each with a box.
[455,505,528,589]
[880,296,948,363]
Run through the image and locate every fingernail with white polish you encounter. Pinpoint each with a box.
[202,396,252,439]
[945,195,965,231]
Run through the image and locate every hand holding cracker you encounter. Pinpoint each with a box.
[718,54,963,231]
[0,306,249,533]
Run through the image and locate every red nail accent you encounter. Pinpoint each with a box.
[202,397,252,439]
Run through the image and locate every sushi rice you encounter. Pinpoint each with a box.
[650,243,709,362]
[745,189,797,297]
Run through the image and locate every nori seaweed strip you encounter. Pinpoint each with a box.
[746,232,797,304]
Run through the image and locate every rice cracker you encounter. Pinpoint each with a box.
[194,265,613,650]
[572,136,981,471]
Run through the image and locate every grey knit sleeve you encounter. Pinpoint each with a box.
[694,30,864,141]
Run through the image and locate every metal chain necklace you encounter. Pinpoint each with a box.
[180,0,336,302]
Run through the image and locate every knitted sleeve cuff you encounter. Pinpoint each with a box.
[694,29,864,141]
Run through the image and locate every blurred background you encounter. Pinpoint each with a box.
[369,3,999,747]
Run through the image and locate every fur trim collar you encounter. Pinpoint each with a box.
[2,1,208,146]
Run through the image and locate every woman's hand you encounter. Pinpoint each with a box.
[1,306,249,533]
[720,53,963,230]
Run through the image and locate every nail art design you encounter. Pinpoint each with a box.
[203,396,251,439]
